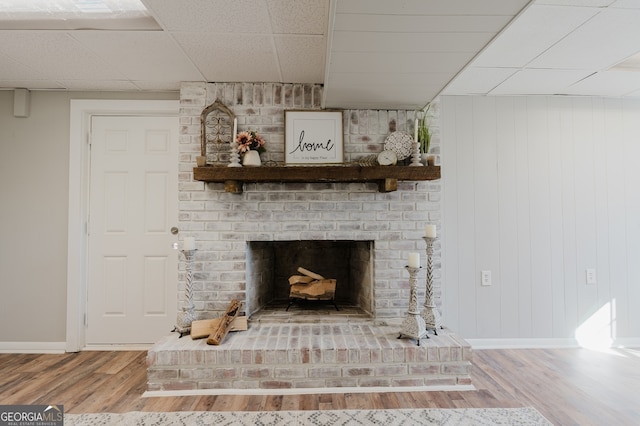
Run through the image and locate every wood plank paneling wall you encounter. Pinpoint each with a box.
[441,96,640,342]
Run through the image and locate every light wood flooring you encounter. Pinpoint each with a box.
[0,347,638,425]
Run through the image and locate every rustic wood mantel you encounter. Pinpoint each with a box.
[193,165,441,193]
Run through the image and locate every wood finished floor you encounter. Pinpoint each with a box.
[0,347,638,425]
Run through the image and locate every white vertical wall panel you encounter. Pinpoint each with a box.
[441,97,461,331]
[547,97,570,338]
[471,97,501,338]
[442,95,640,341]
[572,98,599,332]
[526,97,553,338]
[495,97,520,337]
[603,99,628,339]
[622,100,640,337]
[513,97,533,337]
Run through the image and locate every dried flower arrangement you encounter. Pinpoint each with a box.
[236,130,266,154]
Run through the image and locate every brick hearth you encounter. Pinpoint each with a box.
[147,317,471,392]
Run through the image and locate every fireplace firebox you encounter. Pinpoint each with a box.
[245,240,374,318]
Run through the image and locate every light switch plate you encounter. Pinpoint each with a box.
[481,270,492,286]
[586,269,597,285]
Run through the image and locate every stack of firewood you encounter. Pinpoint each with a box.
[190,299,247,345]
[289,267,336,300]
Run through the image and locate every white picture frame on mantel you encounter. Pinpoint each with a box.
[284,110,344,164]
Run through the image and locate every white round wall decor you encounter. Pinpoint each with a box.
[384,131,413,160]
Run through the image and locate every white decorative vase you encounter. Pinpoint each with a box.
[242,150,261,167]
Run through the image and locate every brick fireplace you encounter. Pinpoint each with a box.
[146,82,472,393]
[176,82,442,323]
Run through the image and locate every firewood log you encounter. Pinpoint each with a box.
[191,316,247,340]
[207,299,241,345]
[297,267,324,281]
[289,279,336,299]
[288,275,315,285]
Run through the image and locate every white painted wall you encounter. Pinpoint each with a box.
[0,91,176,350]
[442,96,640,344]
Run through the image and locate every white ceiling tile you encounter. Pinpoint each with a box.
[0,31,125,80]
[0,51,48,79]
[267,0,329,34]
[530,8,640,69]
[328,72,451,89]
[610,0,640,8]
[489,69,594,94]
[329,52,474,74]
[144,0,271,33]
[70,31,204,81]
[131,81,181,91]
[442,67,518,95]
[334,14,514,33]
[472,5,599,68]
[564,70,640,96]
[324,83,435,109]
[331,31,493,53]
[535,0,613,6]
[274,36,325,83]
[336,0,530,16]
[58,80,140,91]
[172,33,281,82]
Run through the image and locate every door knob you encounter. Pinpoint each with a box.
[170,227,179,235]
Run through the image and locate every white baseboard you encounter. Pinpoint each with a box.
[468,337,640,350]
[468,338,580,349]
[83,344,153,351]
[612,337,640,348]
[0,341,66,354]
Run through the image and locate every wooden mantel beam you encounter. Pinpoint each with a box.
[193,165,440,193]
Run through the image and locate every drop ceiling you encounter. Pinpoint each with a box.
[0,0,639,109]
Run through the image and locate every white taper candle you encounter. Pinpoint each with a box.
[408,252,420,268]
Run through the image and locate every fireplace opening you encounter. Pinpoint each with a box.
[245,240,374,319]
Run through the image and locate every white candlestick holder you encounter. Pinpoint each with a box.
[410,141,423,166]
[422,236,442,334]
[174,249,197,337]
[398,266,428,345]
[228,140,242,167]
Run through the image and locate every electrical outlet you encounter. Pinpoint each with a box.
[586,269,597,285]
[481,270,492,286]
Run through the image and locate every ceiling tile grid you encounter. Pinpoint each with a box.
[445,0,640,98]
[1,0,640,107]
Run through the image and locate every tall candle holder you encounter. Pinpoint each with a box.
[398,266,428,345]
[174,249,197,337]
[422,236,442,334]
[228,140,242,167]
[410,141,423,166]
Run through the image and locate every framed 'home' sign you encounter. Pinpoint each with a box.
[285,110,344,164]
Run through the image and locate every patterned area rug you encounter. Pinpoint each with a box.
[65,407,551,425]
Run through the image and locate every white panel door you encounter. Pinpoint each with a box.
[87,115,178,344]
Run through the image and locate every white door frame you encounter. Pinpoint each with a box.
[66,99,179,352]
